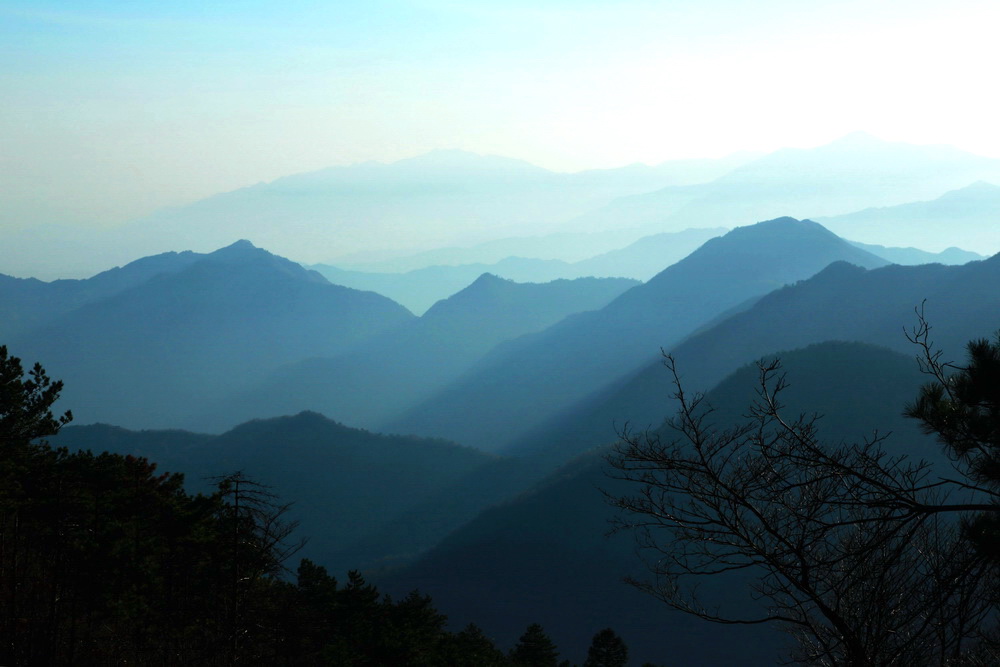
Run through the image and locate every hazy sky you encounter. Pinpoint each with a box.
[3,0,999,230]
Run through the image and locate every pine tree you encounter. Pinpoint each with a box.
[510,623,559,667]
[584,628,628,667]
[907,327,1000,558]
[447,624,507,666]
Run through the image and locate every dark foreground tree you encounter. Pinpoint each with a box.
[608,319,1000,665]
[584,628,629,667]
[0,347,529,665]
[906,319,1000,561]
[0,344,72,448]
[510,623,560,667]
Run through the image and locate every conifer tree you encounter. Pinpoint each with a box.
[510,623,560,667]
[584,628,629,667]
[906,327,1000,557]
[447,624,507,666]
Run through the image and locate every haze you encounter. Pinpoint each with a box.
[3,0,1000,234]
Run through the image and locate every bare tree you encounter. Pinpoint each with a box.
[212,471,306,665]
[608,349,998,666]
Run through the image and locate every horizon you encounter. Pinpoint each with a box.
[4,0,1000,232]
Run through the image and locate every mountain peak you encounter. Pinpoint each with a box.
[217,239,258,253]
[207,239,269,261]
[727,217,832,239]
[652,216,887,284]
[470,272,508,286]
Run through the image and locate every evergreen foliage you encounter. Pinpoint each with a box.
[510,623,561,666]
[1,347,630,665]
[907,327,1000,560]
[584,628,629,667]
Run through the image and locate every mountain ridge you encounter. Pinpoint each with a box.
[384,217,888,450]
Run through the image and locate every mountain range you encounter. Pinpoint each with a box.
[5,241,413,428]
[506,247,1000,466]
[51,411,506,572]
[188,272,638,433]
[822,180,1000,254]
[385,217,889,451]
[6,134,1000,282]
[565,134,1000,244]
[312,227,724,313]
[5,135,1000,665]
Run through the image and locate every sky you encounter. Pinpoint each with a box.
[2,0,1000,231]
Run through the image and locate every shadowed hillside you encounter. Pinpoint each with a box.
[383,342,934,666]
[189,274,638,433]
[8,241,414,429]
[507,251,1000,465]
[386,218,887,451]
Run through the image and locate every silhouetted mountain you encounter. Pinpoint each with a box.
[190,274,637,433]
[849,240,984,265]
[508,251,1000,465]
[383,342,934,666]
[314,228,722,313]
[52,410,499,570]
[8,241,414,429]
[575,135,1000,240]
[386,218,888,451]
[821,180,1000,255]
[0,249,203,339]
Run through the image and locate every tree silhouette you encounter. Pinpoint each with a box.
[906,315,1000,561]
[608,315,1000,664]
[510,623,560,666]
[0,344,71,448]
[584,628,629,667]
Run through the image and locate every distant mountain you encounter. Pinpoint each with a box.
[575,134,1000,241]
[848,240,985,265]
[383,342,934,667]
[570,227,729,281]
[312,257,573,315]
[385,218,888,451]
[328,226,676,272]
[52,411,498,570]
[313,228,724,313]
[190,274,638,433]
[8,241,413,429]
[68,151,754,278]
[821,181,1000,255]
[507,250,1000,465]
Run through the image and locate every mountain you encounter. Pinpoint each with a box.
[311,258,574,315]
[189,274,638,433]
[570,227,728,281]
[328,226,684,272]
[7,241,414,429]
[821,180,1000,255]
[313,227,724,313]
[383,342,935,666]
[0,249,203,340]
[507,251,1000,465]
[51,411,499,570]
[574,134,1000,242]
[59,151,753,279]
[385,218,889,451]
[848,240,985,265]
